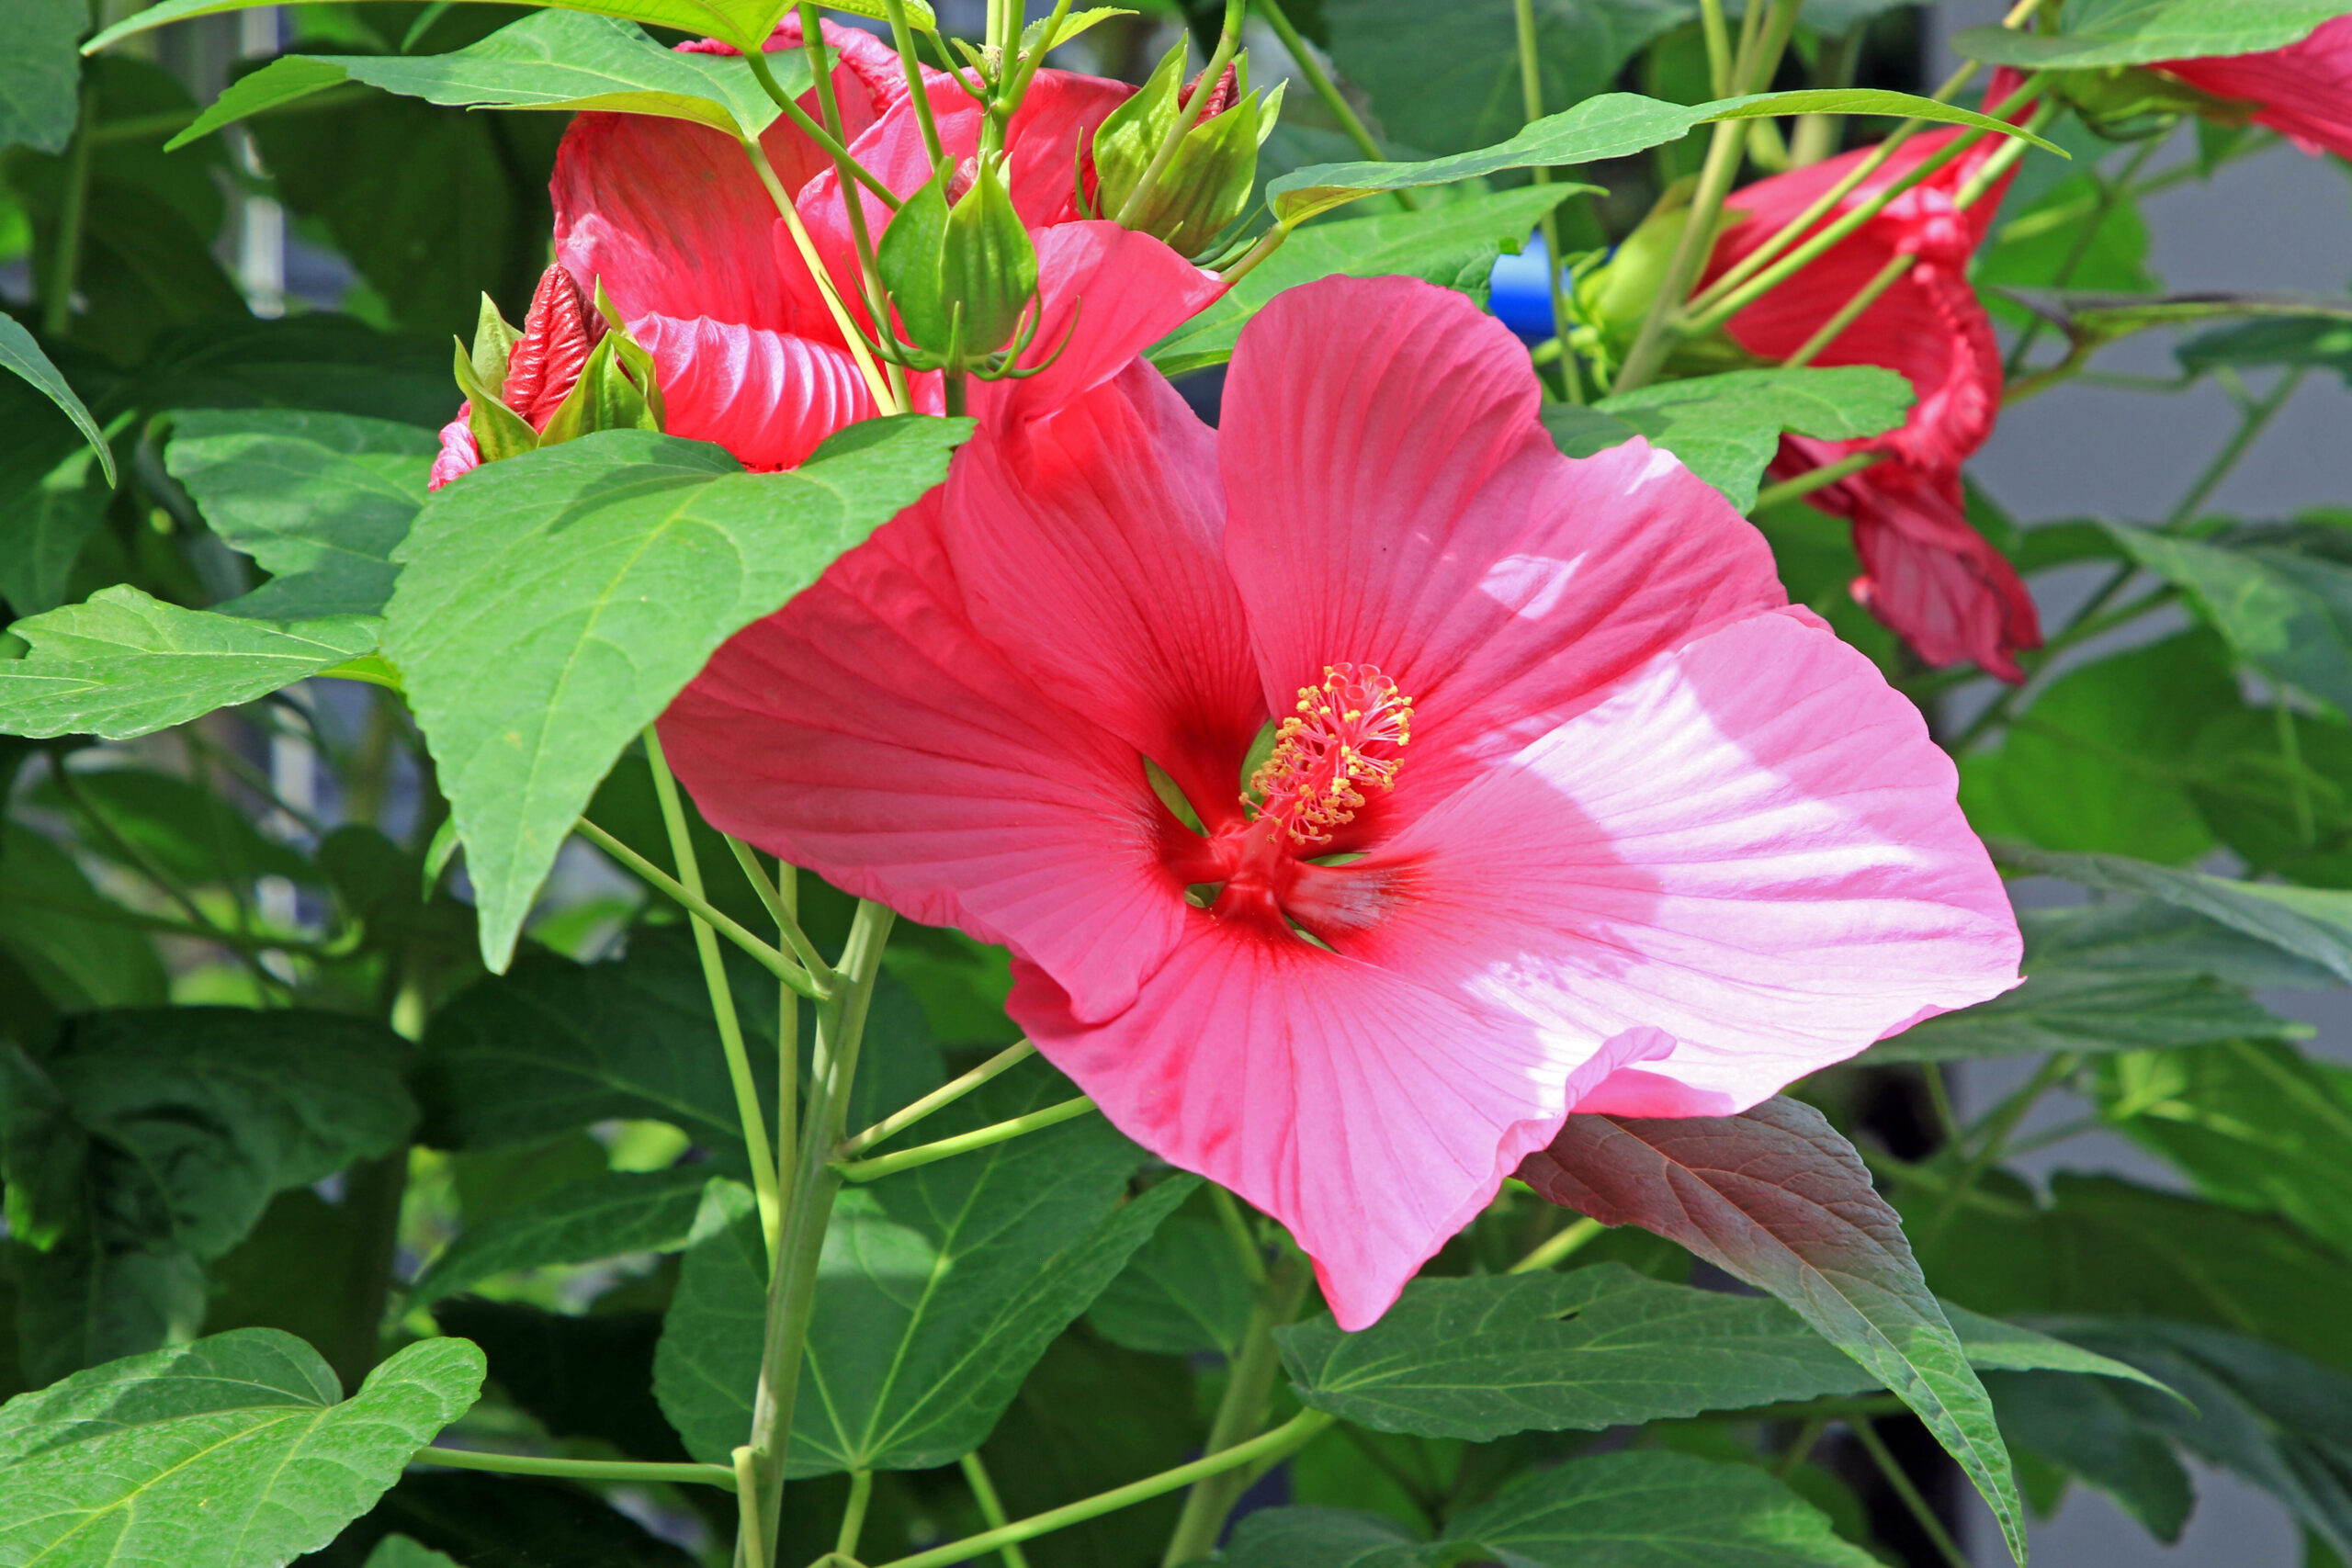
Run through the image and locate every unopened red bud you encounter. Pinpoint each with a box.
[503,265,605,428]
[1178,63,1238,119]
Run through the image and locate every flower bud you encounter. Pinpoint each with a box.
[535,282,663,446]
[879,152,1040,363]
[1091,45,1283,256]
[446,272,659,465]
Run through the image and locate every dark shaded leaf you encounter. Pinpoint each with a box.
[408,1167,716,1307]
[1086,1213,1256,1359]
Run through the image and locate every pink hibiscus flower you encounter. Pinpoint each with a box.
[659,276,2022,1329]
[433,16,1219,481]
[2156,15,2352,160]
[1702,123,2043,680]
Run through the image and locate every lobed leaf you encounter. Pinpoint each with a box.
[0,314,118,489]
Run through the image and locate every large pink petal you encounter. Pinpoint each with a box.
[966,222,1224,432]
[660,498,1194,1024]
[1217,276,1786,819]
[1012,925,1672,1329]
[945,362,1261,824]
[997,69,1134,228]
[631,314,877,471]
[2161,16,2352,160]
[1327,607,2018,1121]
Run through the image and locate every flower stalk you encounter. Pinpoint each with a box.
[1113,0,1246,229]
[831,1094,1098,1182]
[840,1037,1038,1155]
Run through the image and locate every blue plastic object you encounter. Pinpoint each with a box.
[1487,231,1560,344]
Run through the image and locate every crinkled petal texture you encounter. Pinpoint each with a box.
[663,276,2020,1330]
[1703,127,2041,679]
[2160,15,2352,160]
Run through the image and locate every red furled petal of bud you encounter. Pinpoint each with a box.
[945,155,979,205]
[1178,62,1238,118]
[502,265,605,429]
[428,407,482,492]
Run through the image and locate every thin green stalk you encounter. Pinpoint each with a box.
[834,1096,1098,1182]
[0,884,338,954]
[1924,1064,1962,1148]
[1509,1215,1603,1273]
[1777,1416,1829,1481]
[414,1445,737,1489]
[741,44,900,211]
[960,1452,1035,1568]
[43,84,95,336]
[1921,1054,2075,1247]
[1789,25,1861,166]
[1852,1418,1972,1568]
[733,1449,769,1568]
[2167,366,2303,526]
[1514,0,1582,402]
[841,1038,1038,1155]
[737,130,899,411]
[1161,1259,1315,1563]
[1699,0,1732,97]
[2004,136,2161,377]
[1257,0,1403,199]
[577,819,821,998]
[1783,252,1910,368]
[1001,0,1076,120]
[838,1471,875,1559]
[772,857,800,1234]
[725,836,836,992]
[2276,695,2318,846]
[801,2,910,411]
[882,0,946,165]
[1752,449,1883,511]
[1114,0,1244,228]
[1942,581,2174,751]
[645,728,782,1266]
[746,899,895,1568]
[874,1410,1332,1568]
[1210,1184,1270,1289]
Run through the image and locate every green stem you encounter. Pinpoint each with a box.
[1114,0,1243,228]
[1783,252,1910,368]
[1210,1184,1270,1289]
[2167,366,2303,527]
[414,1445,738,1489]
[1777,1416,1828,1481]
[737,130,899,412]
[1852,1418,1972,1568]
[576,819,822,1000]
[837,1471,875,1560]
[1509,1214,1603,1273]
[869,1410,1333,1568]
[333,1149,409,1389]
[2003,136,2161,377]
[1924,1064,1962,1148]
[841,1038,1037,1155]
[882,0,946,166]
[1001,0,1075,121]
[1698,0,1732,97]
[733,1449,770,1568]
[1161,1258,1314,1564]
[725,837,836,992]
[773,857,800,1215]
[2276,694,2317,847]
[1921,1054,2075,1248]
[742,44,900,211]
[1751,449,1882,511]
[645,728,782,1267]
[747,899,895,1568]
[0,884,339,955]
[1943,581,2174,752]
[802,2,909,412]
[1789,25,1862,166]
[960,1452,1035,1568]
[1256,0,1402,198]
[42,84,95,337]
[833,1096,1097,1182]
[1514,0,1582,402]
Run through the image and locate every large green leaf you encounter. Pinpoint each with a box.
[1541,366,1912,512]
[0,0,84,156]
[1086,1214,1257,1359]
[1224,1450,1881,1568]
[172,12,807,148]
[1518,1099,2025,1564]
[1984,1366,2194,1543]
[0,445,115,620]
[408,1167,719,1307]
[88,0,934,60]
[1955,0,2352,70]
[0,586,381,741]
[658,1065,1187,1474]
[0,313,117,487]
[0,1330,483,1567]
[382,420,968,971]
[1148,186,1577,378]
[2104,519,2352,718]
[2094,1041,2352,1256]
[165,409,436,621]
[1991,841,2352,985]
[2188,704,2352,886]
[0,823,169,1011]
[1266,90,2059,226]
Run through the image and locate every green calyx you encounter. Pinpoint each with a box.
[447,282,663,466]
[1090,43,1282,258]
[876,152,1042,372]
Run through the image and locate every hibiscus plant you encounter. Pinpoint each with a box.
[4,1,2352,1565]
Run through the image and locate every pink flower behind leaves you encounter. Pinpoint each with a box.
[660,276,2021,1330]
[2157,15,2352,160]
[1702,120,2042,680]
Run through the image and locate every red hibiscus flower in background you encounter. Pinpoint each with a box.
[1702,122,2043,681]
[435,15,1219,481]
[659,276,2021,1328]
[2155,15,2352,160]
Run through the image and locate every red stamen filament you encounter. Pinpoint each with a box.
[1246,662,1413,847]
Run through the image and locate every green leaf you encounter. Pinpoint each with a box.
[366,1535,464,1568]
[1938,1303,2176,1392]
[0,586,381,741]
[32,766,319,886]
[1542,367,1913,512]
[2094,1041,2352,1256]
[1148,186,1577,378]
[407,1167,718,1307]
[2104,519,2352,720]
[656,1061,1182,1474]
[0,1329,483,1567]
[1218,1506,1430,1568]
[90,0,935,60]
[1983,1367,2194,1543]
[0,312,119,488]
[1960,630,2238,863]
[382,419,968,971]
[1086,1213,1256,1359]
[2188,705,2352,887]
[1955,0,2352,70]
[1265,90,2060,227]
[0,823,169,1010]
[0,0,84,156]
[0,441,115,618]
[1276,1265,1867,1442]
[1990,841,2352,985]
[172,12,806,149]
[2180,315,2352,381]
[165,409,436,621]
[1517,1099,2025,1565]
